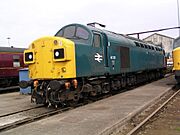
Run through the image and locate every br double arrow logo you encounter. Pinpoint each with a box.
[94,53,103,63]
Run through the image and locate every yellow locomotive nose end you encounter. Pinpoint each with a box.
[173,47,180,71]
[25,36,76,80]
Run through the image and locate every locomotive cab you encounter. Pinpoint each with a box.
[55,24,109,76]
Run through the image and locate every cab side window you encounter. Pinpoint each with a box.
[93,33,101,47]
[13,55,20,67]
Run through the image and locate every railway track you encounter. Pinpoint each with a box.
[126,86,180,135]
[0,105,44,118]
[0,91,112,133]
[0,105,73,132]
[0,74,174,133]
[0,86,19,93]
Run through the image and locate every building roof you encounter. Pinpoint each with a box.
[143,33,175,40]
[0,46,25,53]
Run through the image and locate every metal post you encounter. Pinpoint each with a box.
[137,34,140,39]
[177,0,180,36]
[7,37,10,47]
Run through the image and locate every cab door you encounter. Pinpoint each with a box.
[91,32,106,75]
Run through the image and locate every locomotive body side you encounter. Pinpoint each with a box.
[103,32,164,75]
[75,26,165,78]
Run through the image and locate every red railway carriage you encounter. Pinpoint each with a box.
[0,47,26,87]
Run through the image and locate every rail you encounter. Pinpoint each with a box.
[126,87,180,135]
[0,86,19,92]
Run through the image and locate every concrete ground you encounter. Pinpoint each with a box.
[0,75,176,135]
[0,92,37,117]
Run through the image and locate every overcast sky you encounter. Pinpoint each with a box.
[0,0,179,48]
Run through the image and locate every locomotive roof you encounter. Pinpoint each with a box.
[86,24,162,48]
[57,23,163,50]
[0,47,25,53]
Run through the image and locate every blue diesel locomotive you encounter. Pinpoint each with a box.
[20,23,166,106]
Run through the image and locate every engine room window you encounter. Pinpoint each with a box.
[13,55,20,67]
[93,34,101,47]
[134,42,140,47]
[140,43,144,48]
[144,44,148,49]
